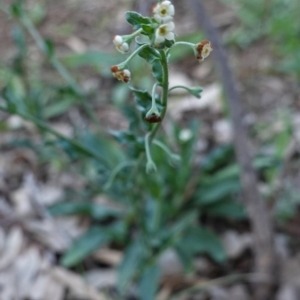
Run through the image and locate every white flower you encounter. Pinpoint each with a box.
[196,40,213,62]
[113,35,129,54]
[155,22,175,44]
[153,1,175,23]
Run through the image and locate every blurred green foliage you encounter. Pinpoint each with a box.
[222,0,300,76]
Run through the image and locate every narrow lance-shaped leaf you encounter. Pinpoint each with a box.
[138,263,160,300]
[118,240,147,292]
[176,227,226,264]
[61,226,110,267]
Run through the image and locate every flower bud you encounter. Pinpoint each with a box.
[113,35,130,54]
[113,35,123,45]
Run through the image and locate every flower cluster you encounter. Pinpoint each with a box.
[153,1,176,44]
[113,35,129,54]
[110,66,131,83]
[195,40,213,62]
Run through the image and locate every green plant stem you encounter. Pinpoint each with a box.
[171,41,197,57]
[151,82,159,107]
[168,85,192,93]
[118,43,149,68]
[104,161,136,190]
[0,104,108,165]
[125,28,143,40]
[153,139,171,153]
[145,132,154,165]
[172,41,196,51]
[149,49,169,142]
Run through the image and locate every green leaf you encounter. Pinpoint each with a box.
[197,179,241,205]
[118,240,147,292]
[130,87,152,112]
[61,226,110,267]
[79,131,125,167]
[175,245,194,272]
[10,2,23,18]
[201,145,234,173]
[152,59,163,84]
[12,26,26,57]
[1,82,26,113]
[45,39,55,57]
[44,97,76,118]
[187,86,203,98]
[205,200,246,219]
[141,24,155,36]
[138,263,160,300]
[125,11,152,30]
[177,227,226,263]
[48,201,122,220]
[170,86,203,99]
[138,46,161,64]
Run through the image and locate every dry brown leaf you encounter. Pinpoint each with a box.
[44,277,66,300]
[0,271,15,300]
[85,269,117,289]
[93,248,122,266]
[65,36,87,53]
[0,226,24,270]
[13,247,42,298]
[25,217,84,252]
[50,267,108,300]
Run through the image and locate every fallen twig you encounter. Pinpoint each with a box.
[171,273,269,299]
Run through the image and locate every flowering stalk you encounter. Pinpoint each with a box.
[109,0,212,171]
[145,132,157,173]
[149,49,169,142]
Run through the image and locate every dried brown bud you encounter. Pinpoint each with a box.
[196,40,213,62]
[145,113,162,123]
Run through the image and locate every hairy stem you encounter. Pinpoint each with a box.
[149,49,169,142]
[118,44,149,69]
